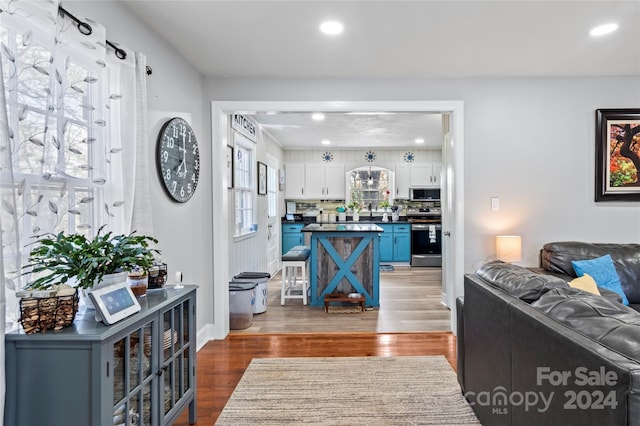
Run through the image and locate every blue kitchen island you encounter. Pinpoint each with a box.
[301,223,383,307]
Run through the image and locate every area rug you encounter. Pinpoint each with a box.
[215,356,480,425]
[380,264,395,271]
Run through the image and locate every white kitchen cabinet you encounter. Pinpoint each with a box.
[410,163,441,187]
[324,163,346,199]
[284,163,305,199]
[304,163,345,200]
[395,163,411,199]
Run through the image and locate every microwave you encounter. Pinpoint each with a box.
[410,188,440,201]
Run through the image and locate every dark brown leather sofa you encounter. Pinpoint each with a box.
[458,259,640,425]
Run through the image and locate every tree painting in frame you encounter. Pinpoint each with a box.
[596,109,640,201]
[257,161,267,195]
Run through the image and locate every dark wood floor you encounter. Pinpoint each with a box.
[173,332,457,425]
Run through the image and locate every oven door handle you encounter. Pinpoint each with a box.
[411,224,442,230]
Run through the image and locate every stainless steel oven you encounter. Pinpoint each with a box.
[410,222,442,267]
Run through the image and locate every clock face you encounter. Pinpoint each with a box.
[157,117,200,203]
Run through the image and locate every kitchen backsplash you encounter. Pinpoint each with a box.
[289,200,424,217]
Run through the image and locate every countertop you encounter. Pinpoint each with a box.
[301,223,384,232]
[284,216,409,225]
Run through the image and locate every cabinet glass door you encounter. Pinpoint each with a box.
[113,321,155,425]
[161,299,193,421]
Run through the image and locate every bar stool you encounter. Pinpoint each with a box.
[281,246,310,305]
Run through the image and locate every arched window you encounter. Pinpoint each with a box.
[349,166,391,210]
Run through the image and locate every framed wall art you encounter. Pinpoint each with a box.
[596,109,640,201]
[257,161,267,195]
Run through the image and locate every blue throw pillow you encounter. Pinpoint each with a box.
[572,254,629,305]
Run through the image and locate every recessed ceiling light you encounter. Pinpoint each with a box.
[321,139,331,145]
[590,23,618,37]
[312,113,325,121]
[415,138,425,144]
[320,21,343,35]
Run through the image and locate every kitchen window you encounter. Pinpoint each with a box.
[349,166,391,209]
[233,133,255,237]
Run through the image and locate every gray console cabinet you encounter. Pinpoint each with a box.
[4,285,197,426]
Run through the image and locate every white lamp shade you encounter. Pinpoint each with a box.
[496,235,522,263]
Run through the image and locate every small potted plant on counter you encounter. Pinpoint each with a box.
[347,200,362,221]
[23,226,160,307]
[379,200,391,211]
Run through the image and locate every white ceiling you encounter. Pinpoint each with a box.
[122,0,640,149]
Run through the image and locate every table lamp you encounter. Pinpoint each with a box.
[496,235,522,263]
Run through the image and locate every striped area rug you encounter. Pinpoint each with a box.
[215,355,480,425]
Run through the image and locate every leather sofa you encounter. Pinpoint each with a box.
[541,241,640,311]
[458,260,640,425]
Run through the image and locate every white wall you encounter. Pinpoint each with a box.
[227,128,284,277]
[283,148,440,168]
[71,1,214,340]
[204,76,640,271]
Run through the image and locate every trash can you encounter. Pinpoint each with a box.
[229,282,256,330]
[233,272,271,314]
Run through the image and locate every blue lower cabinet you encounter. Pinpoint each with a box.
[379,223,411,262]
[282,223,304,254]
[394,231,411,262]
[379,233,394,261]
[378,224,395,262]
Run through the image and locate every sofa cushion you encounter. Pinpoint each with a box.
[476,261,568,302]
[572,254,629,305]
[568,273,600,295]
[541,241,640,304]
[532,287,640,363]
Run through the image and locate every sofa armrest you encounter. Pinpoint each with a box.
[456,296,465,392]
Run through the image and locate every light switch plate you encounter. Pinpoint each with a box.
[491,197,500,211]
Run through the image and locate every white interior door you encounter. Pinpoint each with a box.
[266,155,280,275]
[441,129,452,307]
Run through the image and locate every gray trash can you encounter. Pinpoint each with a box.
[233,272,271,314]
[229,282,256,330]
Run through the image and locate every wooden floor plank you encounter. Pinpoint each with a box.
[233,265,450,334]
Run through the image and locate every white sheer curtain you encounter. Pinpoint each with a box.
[0,1,151,420]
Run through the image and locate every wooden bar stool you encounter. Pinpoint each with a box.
[281,246,310,305]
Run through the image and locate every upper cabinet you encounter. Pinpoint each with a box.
[395,163,411,199]
[285,163,345,200]
[305,164,345,200]
[284,164,305,199]
[409,163,441,187]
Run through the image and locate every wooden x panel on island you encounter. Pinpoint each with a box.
[302,223,383,307]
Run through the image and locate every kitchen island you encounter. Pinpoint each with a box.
[301,223,383,307]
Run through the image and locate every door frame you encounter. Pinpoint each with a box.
[210,100,464,339]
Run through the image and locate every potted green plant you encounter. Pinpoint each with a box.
[347,200,362,221]
[379,200,391,210]
[23,226,159,303]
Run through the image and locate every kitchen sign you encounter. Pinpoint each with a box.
[231,114,257,142]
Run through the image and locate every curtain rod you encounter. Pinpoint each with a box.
[59,5,152,76]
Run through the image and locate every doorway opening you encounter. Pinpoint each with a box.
[210,101,464,340]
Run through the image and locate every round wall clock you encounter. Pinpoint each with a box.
[156,117,200,203]
[404,152,415,163]
[364,150,376,162]
[322,151,334,162]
